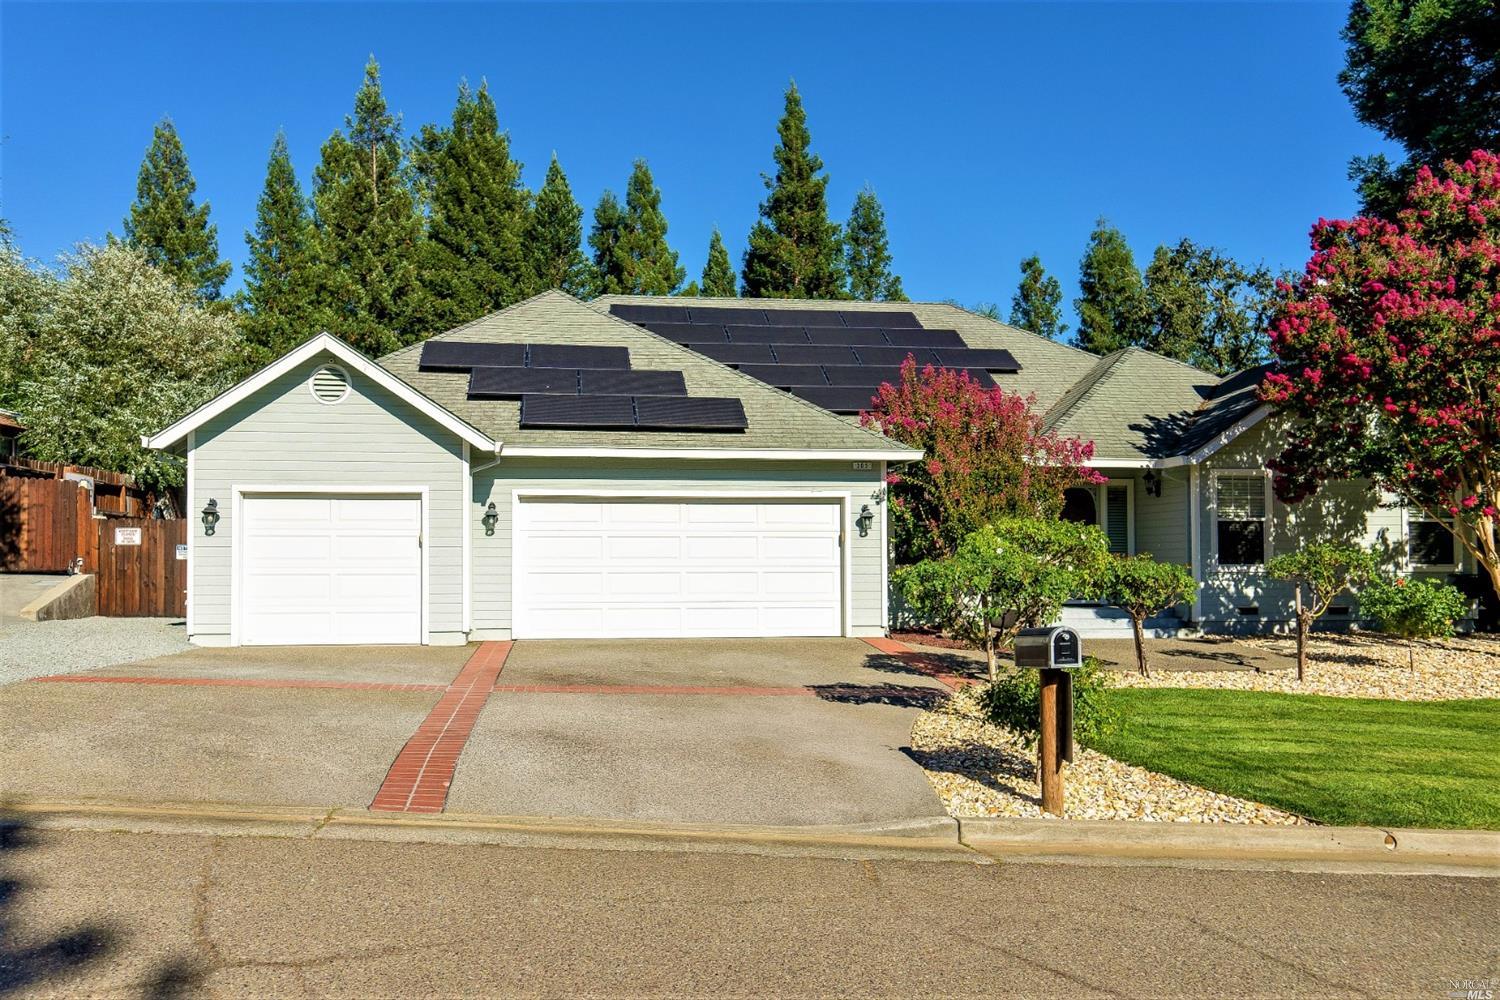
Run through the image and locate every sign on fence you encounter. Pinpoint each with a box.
[114,526,142,546]
[175,544,188,560]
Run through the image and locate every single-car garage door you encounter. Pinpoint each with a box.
[240,494,423,645]
[515,498,843,639]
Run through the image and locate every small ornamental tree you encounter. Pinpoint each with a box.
[1359,577,1470,669]
[1259,151,1500,597]
[896,519,1111,681]
[1098,555,1195,677]
[862,358,1103,563]
[1266,542,1377,681]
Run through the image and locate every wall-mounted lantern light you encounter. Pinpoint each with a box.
[855,504,874,538]
[1143,470,1162,498]
[201,498,220,536]
[481,501,499,536]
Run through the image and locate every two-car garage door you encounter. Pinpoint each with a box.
[514,498,844,639]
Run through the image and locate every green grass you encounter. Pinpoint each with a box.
[1088,688,1500,830]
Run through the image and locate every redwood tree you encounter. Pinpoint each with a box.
[862,358,1103,563]
[1260,151,1500,594]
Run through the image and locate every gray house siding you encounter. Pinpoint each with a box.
[471,457,888,638]
[189,353,468,645]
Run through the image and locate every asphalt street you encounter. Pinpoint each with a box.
[3,823,1494,998]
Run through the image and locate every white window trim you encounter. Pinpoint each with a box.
[1402,504,1461,572]
[229,484,430,647]
[1208,469,1273,572]
[508,488,855,639]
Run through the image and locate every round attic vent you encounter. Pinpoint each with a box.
[309,364,350,404]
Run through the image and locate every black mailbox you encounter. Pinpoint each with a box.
[1013,626,1083,670]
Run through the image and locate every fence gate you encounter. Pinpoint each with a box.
[0,477,93,572]
[96,518,187,617]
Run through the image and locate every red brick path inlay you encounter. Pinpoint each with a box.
[33,675,447,693]
[369,641,513,814]
[861,637,972,690]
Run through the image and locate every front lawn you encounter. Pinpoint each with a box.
[1089,688,1500,830]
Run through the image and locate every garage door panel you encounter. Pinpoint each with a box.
[243,574,333,603]
[516,498,843,639]
[334,497,421,526]
[245,497,333,529]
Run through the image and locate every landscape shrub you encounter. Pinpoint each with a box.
[1359,578,1469,640]
[977,656,1122,749]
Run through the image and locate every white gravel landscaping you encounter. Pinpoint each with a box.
[1115,633,1500,701]
[0,616,189,686]
[909,685,1303,825]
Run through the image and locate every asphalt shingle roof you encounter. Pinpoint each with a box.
[1042,347,1221,461]
[379,291,916,454]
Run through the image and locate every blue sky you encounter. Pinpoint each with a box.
[1,2,1395,326]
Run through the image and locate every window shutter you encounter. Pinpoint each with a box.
[1105,485,1130,554]
[1216,476,1265,520]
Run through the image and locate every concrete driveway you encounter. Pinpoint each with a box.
[446,638,950,826]
[0,638,952,828]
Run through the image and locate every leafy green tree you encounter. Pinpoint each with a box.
[308,57,428,356]
[241,131,316,362]
[898,519,1111,681]
[1008,255,1067,339]
[677,280,701,297]
[1097,555,1195,676]
[741,82,846,299]
[588,190,627,294]
[700,228,737,297]
[9,244,245,490]
[1340,0,1500,216]
[1358,578,1470,669]
[1268,543,1378,681]
[1143,239,1278,374]
[844,186,906,301]
[121,119,231,301]
[417,80,531,327]
[0,223,51,411]
[526,155,591,297]
[1074,219,1148,355]
[615,159,684,295]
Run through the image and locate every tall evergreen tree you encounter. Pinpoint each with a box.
[308,57,428,355]
[616,159,683,295]
[526,155,591,297]
[741,82,845,299]
[418,80,531,327]
[588,190,628,295]
[1073,219,1149,354]
[1008,255,1066,339]
[843,186,905,301]
[700,228,737,297]
[241,131,316,361]
[1142,239,1277,374]
[122,119,231,301]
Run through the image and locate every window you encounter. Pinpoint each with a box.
[1215,475,1267,566]
[1409,511,1458,568]
[1061,483,1132,554]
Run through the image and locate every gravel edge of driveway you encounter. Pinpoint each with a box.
[0,617,191,686]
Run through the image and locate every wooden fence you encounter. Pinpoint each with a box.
[95,518,187,618]
[0,477,94,572]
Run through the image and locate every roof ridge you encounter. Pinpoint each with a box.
[380,289,579,363]
[936,302,1100,359]
[1116,344,1217,377]
[1043,350,1132,427]
[583,298,914,451]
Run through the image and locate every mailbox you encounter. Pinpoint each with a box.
[1013,626,1083,670]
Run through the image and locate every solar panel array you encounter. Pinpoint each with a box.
[608,304,1021,414]
[416,339,745,432]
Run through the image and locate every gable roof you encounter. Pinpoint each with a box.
[1043,347,1220,463]
[378,291,919,459]
[142,333,499,454]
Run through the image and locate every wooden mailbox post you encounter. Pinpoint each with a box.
[1013,626,1083,816]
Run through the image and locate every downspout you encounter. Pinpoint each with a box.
[1189,464,1203,625]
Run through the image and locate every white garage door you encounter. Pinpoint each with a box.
[515,498,843,639]
[240,494,423,645]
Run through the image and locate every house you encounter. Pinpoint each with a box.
[144,289,1472,647]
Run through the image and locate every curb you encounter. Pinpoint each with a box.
[18,573,95,622]
[957,816,1500,871]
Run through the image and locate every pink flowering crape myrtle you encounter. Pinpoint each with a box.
[1260,150,1500,593]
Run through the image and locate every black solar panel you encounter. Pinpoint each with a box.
[641,322,728,343]
[528,344,630,370]
[806,327,890,346]
[689,343,778,365]
[684,306,769,326]
[763,308,846,327]
[841,310,920,328]
[771,344,861,365]
[419,341,525,372]
[520,394,635,428]
[883,328,967,349]
[635,396,749,431]
[932,348,1021,372]
[787,386,883,414]
[468,367,579,398]
[736,364,828,388]
[822,365,908,388]
[852,347,941,367]
[580,369,688,396]
[726,325,811,345]
[610,303,690,324]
